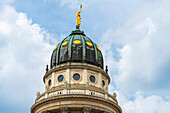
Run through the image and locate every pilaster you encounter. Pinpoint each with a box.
[52,72,55,87]
[98,72,102,87]
[66,68,70,84]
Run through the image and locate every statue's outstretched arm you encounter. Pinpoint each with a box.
[76,4,82,27]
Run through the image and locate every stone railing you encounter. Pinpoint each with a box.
[36,87,117,104]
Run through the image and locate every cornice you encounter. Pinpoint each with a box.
[31,94,122,113]
[43,63,110,84]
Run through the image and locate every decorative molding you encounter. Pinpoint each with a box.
[64,81,68,88]
[45,85,49,91]
[36,92,40,98]
[83,107,91,113]
[71,70,83,83]
[56,72,66,85]
[113,92,117,99]
[31,94,121,113]
[43,63,110,84]
[60,107,69,113]
[88,71,98,85]
[35,84,118,104]
[86,81,89,88]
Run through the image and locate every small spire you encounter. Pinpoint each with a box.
[46,65,49,73]
[76,4,82,29]
[113,92,117,99]
[105,65,108,74]
[36,92,40,98]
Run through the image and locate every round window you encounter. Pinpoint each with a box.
[89,75,95,83]
[102,80,105,86]
[48,79,51,86]
[58,75,64,82]
[73,73,80,81]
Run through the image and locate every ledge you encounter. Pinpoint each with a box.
[31,94,122,113]
[43,63,110,84]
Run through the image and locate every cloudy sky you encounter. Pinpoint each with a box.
[0,0,170,113]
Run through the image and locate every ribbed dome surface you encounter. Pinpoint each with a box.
[50,29,104,69]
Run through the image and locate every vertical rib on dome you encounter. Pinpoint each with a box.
[50,29,104,69]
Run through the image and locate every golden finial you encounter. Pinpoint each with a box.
[76,4,82,29]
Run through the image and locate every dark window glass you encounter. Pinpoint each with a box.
[48,79,51,86]
[89,75,95,83]
[58,75,64,82]
[86,44,95,63]
[72,44,82,61]
[51,50,57,68]
[73,73,80,81]
[59,45,68,63]
[102,80,105,86]
[97,50,103,69]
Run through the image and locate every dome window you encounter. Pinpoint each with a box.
[50,29,104,69]
[48,79,51,86]
[89,75,95,83]
[58,75,64,82]
[86,42,93,46]
[74,40,81,45]
[73,73,80,81]
[72,37,82,61]
[102,80,105,86]
[96,45,100,51]
[54,45,58,50]
[62,41,68,46]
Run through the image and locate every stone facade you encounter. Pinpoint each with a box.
[31,63,122,113]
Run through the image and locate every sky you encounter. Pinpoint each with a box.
[0,0,170,113]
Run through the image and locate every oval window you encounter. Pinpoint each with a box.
[102,80,105,86]
[62,41,68,46]
[74,40,81,45]
[58,75,64,82]
[73,73,80,81]
[89,75,95,83]
[86,42,93,46]
[48,79,51,86]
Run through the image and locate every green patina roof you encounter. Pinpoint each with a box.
[50,29,104,69]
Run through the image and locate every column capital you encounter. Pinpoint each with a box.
[60,107,69,113]
[83,107,91,113]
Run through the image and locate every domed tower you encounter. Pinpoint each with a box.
[31,5,122,113]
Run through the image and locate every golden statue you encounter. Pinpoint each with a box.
[76,4,82,28]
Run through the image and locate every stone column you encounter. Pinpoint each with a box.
[60,107,69,113]
[83,107,91,113]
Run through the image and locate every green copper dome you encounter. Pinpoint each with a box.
[50,29,104,69]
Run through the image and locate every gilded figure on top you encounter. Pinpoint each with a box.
[76,4,82,28]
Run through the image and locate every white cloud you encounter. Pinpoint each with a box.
[59,0,97,10]
[100,0,170,95]
[0,0,14,4]
[60,0,81,9]
[99,1,170,112]
[0,5,56,110]
[57,0,170,113]
[117,2,170,94]
[0,21,11,35]
[118,92,170,113]
[0,0,170,112]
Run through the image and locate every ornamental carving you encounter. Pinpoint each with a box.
[60,107,69,113]
[83,107,91,113]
